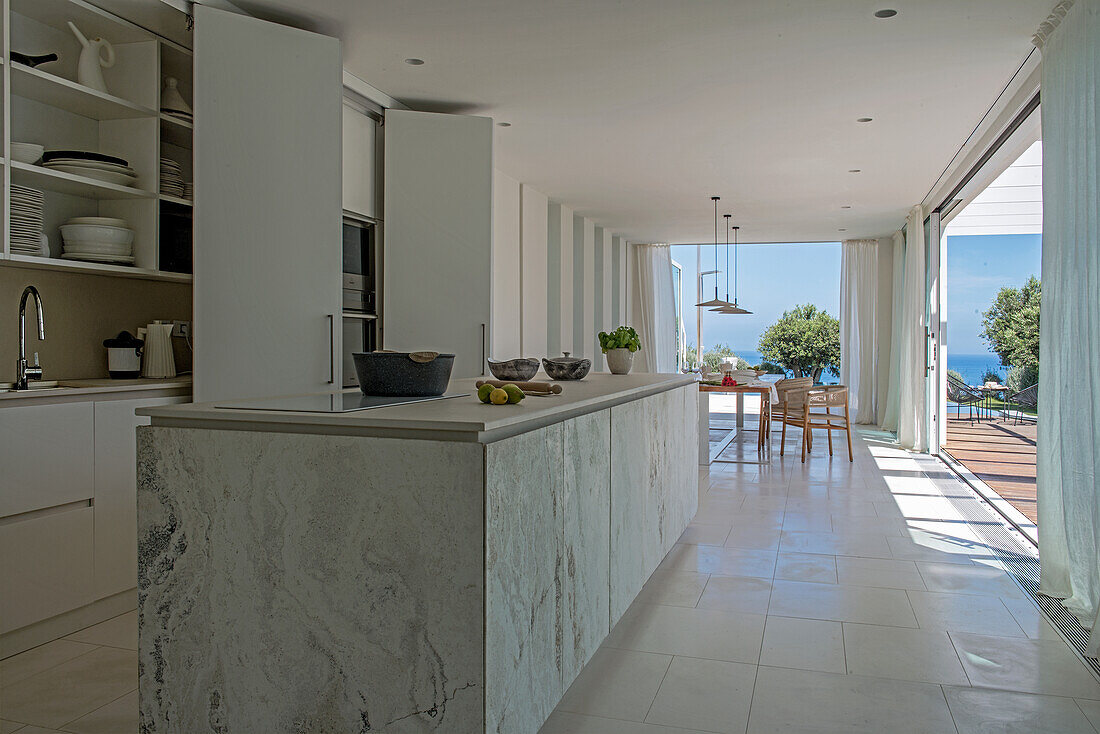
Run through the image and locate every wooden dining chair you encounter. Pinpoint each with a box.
[803,386,854,462]
[771,377,812,446]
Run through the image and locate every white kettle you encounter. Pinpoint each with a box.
[138,322,176,378]
[67,21,115,94]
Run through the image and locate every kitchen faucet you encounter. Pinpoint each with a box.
[16,286,45,390]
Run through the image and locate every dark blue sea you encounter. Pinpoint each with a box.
[729,349,1004,387]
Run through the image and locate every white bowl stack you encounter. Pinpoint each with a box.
[160,157,185,198]
[10,186,45,256]
[60,218,135,265]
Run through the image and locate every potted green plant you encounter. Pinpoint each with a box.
[598,326,641,375]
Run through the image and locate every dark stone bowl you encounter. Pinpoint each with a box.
[487,358,539,381]
[353,352,455,396]
[542,356,592,381]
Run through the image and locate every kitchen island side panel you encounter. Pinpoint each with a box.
[136,426,486,733]
[484,423,566,734]
[609,384,698,623]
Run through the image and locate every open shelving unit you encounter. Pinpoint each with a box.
[1,0,193,283]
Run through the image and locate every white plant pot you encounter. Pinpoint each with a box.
[605,348,634,375]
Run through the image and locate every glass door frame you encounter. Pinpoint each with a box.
[925,209,946,454]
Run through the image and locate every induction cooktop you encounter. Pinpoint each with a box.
[215,391,465,414]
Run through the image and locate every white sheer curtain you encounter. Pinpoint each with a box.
[840,240,879,423]
[633,244,677,373]
[896,207,927,451]
[880,230,905,432]
[1032,0,1100,653]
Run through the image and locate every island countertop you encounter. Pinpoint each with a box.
[138,372,695,443]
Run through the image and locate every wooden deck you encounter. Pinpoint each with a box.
[944,416,1037,523]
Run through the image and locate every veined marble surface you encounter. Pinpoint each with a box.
[137,427,486,733]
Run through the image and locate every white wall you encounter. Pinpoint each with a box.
[491,169,522,359]
[521,185,549,356]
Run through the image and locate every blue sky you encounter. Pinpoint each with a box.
[671,233,1041,359]
[671,242,841,356]
[945,234,1042,354]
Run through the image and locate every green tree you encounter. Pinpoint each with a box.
[757,304,840,383]
[685,343,750,373]
[981,276,1040,368]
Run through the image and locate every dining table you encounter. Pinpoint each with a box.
[698,380,780,465]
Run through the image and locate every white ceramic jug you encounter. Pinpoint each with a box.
[139,322,176,379]
[67,22,115,94]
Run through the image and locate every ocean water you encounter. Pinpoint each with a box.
[722,349,1004,387]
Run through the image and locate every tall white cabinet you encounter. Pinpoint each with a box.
[383,110,493,378]
[191,6,343,403]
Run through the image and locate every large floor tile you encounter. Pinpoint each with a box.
[835,556,927,590]
[724,526,781,551]
[605,604,766,664]
[780,530,892,557]
[1074,698,1100,732]
[540,711,704,734]
[951,633,1100,700]
[999,596,1064,640]
[0,641,98,688]
[62,612,137,652]
[746,666,957,734]
[916,561,1025,599]
[906,590,1025,637]
[677,523,731,547]
[774,552,837,584]
[944,686,1096,734]
[768,580,918,627]
[658,544,777,579]
[842,623,969,685]
[557,648,672,722]
[886,531,982,564]
[759,616,845,674]
[61,690,137,734]
[696,575,772,614]
[779,511,832,533]
[0,721,23,734]
[0,647,136,729]
[635,571,710,608]
[645,656,756,733]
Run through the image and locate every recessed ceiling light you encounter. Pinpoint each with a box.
[404,58,425,65]
[849,169,861,173]
[838,228,847,232]
[841,205,852,209]
[497,122,511,127]
[857,117,873,123]
[874,9,898,18]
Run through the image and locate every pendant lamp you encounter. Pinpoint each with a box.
[712,223,752,314]
[695,196,728,308]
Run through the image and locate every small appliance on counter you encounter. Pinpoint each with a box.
[103,331,143,378]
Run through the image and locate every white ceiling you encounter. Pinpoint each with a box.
[232,0,1052,244]
[945,141,1042,236]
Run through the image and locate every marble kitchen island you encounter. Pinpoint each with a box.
[136,373,698,733]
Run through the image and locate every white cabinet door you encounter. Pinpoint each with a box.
[342,102,380,219]
[93,396,189,598]
[0,402,94,518]
[0,507,95,633]
[192,6,343,402]
[383,110,493,378]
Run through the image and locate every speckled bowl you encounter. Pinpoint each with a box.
[542,353,591,381]
[487,358,539,381]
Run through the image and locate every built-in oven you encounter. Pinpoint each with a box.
[342,217,379,387]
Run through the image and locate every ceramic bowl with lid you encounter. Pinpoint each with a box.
[542,352,591,381]
[487,358,539,381]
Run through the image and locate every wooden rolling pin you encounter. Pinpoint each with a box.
[476,379,563,395]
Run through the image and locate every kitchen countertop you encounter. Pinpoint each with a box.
[139,373,695,443]
[0,376,193,404]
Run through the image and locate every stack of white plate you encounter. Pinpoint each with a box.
[183,182,194,201]
[60,218,135,265]
[43,151,138,187]
[163,109,193,124]
[10,186,45,256]
[161,158,185,198]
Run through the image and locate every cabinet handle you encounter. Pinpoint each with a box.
[481,323,486,376]
[327,314,335,384]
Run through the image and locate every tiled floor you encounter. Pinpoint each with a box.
[543,428,1100,734]
[3,428,1096,734]
[0,612,137,734]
